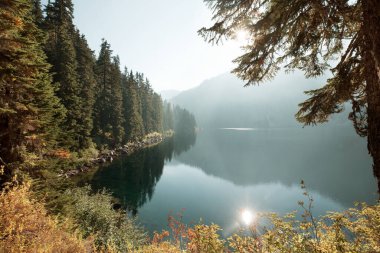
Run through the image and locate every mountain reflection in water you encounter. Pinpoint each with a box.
[87,127,377,233]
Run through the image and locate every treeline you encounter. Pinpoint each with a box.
[0,0,196,169]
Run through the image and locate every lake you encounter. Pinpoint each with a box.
[87,126,378,236]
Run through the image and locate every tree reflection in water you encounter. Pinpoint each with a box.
[89,131,196,215]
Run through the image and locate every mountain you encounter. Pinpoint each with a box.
[159,89,181,101]
[171,71,349,128]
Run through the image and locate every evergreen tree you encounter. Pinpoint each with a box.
[0,0,65,165]
[44,0,82,150]
[145,79,156,133]
[151,93,164,133]
[43,0,75,72]
[109,56,124,146]
[200,0,380,191]
[173,106,197,137]
[32,0,44,29]
[163,101,174,131]
[93,40,113,147]
[94,40,124,147]
[138,75,149,133]
[139,76,155,133]
[55,24,82,148]
[121,70,145,141]
[134,73,144,128]
[46,0,75,31]
[74,30,96,149]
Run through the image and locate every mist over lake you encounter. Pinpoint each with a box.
[88,126,376,235]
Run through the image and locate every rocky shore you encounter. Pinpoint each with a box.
[60,133,169,178]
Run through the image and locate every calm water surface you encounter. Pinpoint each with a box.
[88,127,377,235]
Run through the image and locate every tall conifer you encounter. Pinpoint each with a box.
[109,56,124,146]
[44,0,82,150]
[94,40,124,147]
[0,0,65,164]
[151,94,163,133]
[122,70,145,141]
[74,30,96,149]
[93,40,112,146]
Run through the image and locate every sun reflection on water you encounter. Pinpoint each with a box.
[241,208,256,226]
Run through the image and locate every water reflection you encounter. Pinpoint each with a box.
[137,163,346,235]
[176,127,377,206]
[88,126,377,233]
[89,131,196,214]
[241,209,255,226]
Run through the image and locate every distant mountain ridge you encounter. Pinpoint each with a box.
[171,71,349,128]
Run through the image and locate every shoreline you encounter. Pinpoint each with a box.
[59,131,173,178]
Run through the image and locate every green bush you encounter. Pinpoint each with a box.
[64,186,147,251]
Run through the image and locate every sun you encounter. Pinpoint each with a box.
[234,29,250,44]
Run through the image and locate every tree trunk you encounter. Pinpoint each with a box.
[362,0,380,194]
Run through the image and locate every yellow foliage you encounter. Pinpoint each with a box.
[1,177,379,253]
[187,224,225,253]
[0,182,92,253]
[136,242,181,253]
[134,203,380,253]
[50,149,71,159]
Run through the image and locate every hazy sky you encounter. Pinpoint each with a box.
[41,0,244,92]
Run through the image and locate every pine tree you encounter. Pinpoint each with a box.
[134,73,144,128]
[121,70,145,141]
[109,56,124,146]
[55,24,82,148]
[44,0,82,150]
[32,0,44,29]
[43,0,75,73]
[151,93,163,133]
[0,0,65,165]
[139,76,155,133]
[93,40,113,147]
[74,30,96,149]
[200,0,380,191]
[94,40,124,148]
[173,106,197,137]
[163,101,174,131]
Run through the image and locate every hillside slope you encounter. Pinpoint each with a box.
[171,71,348,128]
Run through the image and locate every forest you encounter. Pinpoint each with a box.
[0,0,196,178]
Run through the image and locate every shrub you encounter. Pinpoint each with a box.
[0,181,91,252]
[187,224,226,253]
[136,201,380,253]
[227,202,380,253]
[143,132,162,142]
[64,186,147,252]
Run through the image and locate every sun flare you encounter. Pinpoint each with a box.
[234,29,250,43]
[241,209,255,226]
